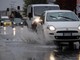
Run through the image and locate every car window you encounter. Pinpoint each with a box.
[46,12,79,22]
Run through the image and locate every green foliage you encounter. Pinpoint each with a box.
[23,0,47,16]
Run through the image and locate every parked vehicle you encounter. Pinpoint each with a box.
[27,4,60,30]
[36,10,80,44]
[0,16,12,26]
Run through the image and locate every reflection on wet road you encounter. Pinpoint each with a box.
[0,26,80,60]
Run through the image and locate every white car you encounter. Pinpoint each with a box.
[36,10,80,43]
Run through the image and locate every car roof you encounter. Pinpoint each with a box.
[30,4,59,7]
[1,16,9,19]
[45,10,73,13]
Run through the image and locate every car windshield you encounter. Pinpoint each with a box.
[46,12,79,21]
[34,6,59,16]
[4,20,10,22]
[13,18,22,23]
[0,18,9,21]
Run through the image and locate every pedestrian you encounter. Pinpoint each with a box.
[9,11,15,20]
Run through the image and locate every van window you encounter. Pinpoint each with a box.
[34,6,59,16]
[40,13,45,24]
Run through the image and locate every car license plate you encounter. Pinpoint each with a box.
[6,23,10,25]
[5,23,10,26]
[63,33,71,36]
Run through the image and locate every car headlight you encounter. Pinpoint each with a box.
[32,17,42,24]
[78,26,80,30]
[13,22,16,24]
[21,22,23,24]
[48,26,56,31]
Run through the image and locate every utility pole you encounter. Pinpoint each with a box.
[10,1,16,12]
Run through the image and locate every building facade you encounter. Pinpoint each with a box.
[0,0,24,16]
[77,0,80,15]
[0,0,24,11]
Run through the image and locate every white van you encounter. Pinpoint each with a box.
[27,4,60,28]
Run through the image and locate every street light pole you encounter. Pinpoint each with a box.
[10,1,16,12]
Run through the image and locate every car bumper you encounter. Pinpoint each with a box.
[12,23,24,27]
[44,30,80,42]
[4,22,12,26]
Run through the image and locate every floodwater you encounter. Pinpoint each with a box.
[0,26,80,60]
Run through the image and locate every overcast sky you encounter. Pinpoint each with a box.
[0,0,24,11]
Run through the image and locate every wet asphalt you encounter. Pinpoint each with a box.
[0,26,80,60]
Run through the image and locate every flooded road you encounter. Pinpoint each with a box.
[0,26,80,60]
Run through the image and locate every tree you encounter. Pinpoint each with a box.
[56,0,77,13]
[23,0,47,16]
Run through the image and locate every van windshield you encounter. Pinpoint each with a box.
[34,6,59,16]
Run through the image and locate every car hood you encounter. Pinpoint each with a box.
[45,21,80,28]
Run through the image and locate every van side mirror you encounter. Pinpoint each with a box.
[41,20,44,24]
[40,17,44,24]
[28,13,32,19]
